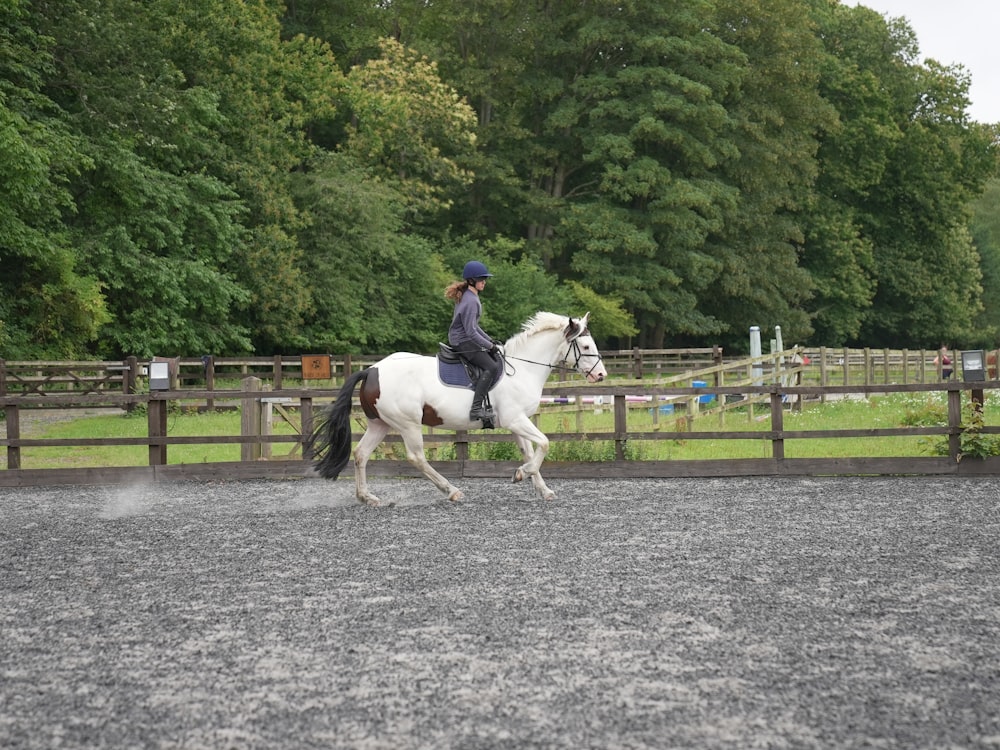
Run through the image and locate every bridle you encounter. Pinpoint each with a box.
[499,334,604,380]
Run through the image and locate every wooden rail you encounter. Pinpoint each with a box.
[3,379,1000,486]
[0,346,976,401]
[0,359,136,398]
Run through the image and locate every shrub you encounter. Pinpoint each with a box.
[901,397,947,427]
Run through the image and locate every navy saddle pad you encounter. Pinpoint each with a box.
[437,344,503,389]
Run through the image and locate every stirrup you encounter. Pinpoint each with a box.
[470,406,495,428]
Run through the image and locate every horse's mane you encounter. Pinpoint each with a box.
[505,311,569,353]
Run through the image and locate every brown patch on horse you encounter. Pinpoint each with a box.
[422,404,444,427]
[358,368,381,419]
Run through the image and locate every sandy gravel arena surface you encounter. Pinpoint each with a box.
[1,475,999,749]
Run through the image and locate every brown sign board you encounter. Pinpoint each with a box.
[301,355,332,380]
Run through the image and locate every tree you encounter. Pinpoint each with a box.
[698,0,836,351]
[291,152,452,352]
[530,0,749,347]
[281,0,392,71]
[807,2,997,347]
[970,175,1000,346]
[0,0,108,358]
[799,0,890,344]
[158,0,345,353]
[28,0,256,357]
[340,37,479,222]
[390,0,815,348]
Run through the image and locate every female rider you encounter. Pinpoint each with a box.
[445,260,503,424]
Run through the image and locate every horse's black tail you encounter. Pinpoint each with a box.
[306,369,369,480]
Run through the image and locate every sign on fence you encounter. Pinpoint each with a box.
[301,355,332,380]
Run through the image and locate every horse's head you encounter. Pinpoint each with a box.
[565,313,607,383]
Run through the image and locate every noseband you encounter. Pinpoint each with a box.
[561,337,605,380]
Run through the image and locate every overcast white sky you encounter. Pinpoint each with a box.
[844,0,1000,123]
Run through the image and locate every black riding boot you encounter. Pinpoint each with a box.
[469,374,495,424]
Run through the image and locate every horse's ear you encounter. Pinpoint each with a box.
[566,313,590,340]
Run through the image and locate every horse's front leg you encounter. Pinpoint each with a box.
[354,422,390,506]
[508,418,554,500]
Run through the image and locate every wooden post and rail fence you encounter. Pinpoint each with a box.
[3,346,1000,485]
[0,345,984,399]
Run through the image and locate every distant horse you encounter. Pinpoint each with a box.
[306,312,607,505]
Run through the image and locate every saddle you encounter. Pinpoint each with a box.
[437,343,504,389]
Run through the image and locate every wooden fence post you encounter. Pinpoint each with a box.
[260,385,274,460]
[272,355,283,390]
[0,359,14,469]
[124,356,138,394]
[770,389,785,460]
[946,385,963,461]
[205,355,215,412]
[123,356,138,414]
[712,345,724,425]
[455,430,469,475]
[818,347,828,402]
[148,396,167,466]
[614,394,627,460]
[300,396,314,459]
[5,404,21,470]
[241,376,262,462]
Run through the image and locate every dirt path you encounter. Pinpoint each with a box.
[2,476,998,749]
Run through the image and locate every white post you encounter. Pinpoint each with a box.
[750,326,762,386]
[775,325,785,385]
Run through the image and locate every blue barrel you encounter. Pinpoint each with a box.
[692,380,715,404]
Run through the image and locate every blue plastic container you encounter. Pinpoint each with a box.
[691,380,715,404]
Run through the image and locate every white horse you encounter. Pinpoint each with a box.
[307,312,607,505]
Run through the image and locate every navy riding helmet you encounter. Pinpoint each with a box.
[463,260,493,281]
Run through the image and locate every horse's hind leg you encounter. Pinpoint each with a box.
[354,421,390,506]
[397,425,464,502]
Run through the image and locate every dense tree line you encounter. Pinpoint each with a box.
[1,0,997,359]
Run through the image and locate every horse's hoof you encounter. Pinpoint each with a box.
[359,496,381,507]
[542,491,555,501]
[448,489,464,502]
[512,468,524,483]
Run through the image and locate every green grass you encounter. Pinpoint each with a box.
[8,409,301,470]
[476,391,988,461]
[619,392,948,461]
[5,391,996,469]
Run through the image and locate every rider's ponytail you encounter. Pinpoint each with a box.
[444,279,470,302]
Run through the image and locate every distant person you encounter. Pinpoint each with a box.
[934,345,952,380]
